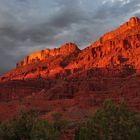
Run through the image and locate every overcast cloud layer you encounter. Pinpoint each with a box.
[0,0,140,75]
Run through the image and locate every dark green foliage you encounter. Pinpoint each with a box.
[0,109,38,140]
[0,110,67,140]
[60,61,68,68]
[52,112,68,131]
[15,109,38,140]
[75,100,140,140]
[65,69,71,76]
[0,120,18,140]
[31,112,68,140]
[31,120,59,140]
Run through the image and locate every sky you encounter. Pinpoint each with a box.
[0,0,140,75]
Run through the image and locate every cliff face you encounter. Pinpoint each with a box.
[93,16,140,47]
[1,17,140,122]
[17,42,80,67]
[1,17,140,82]
[100,16,140,42]
[17,16,140,68]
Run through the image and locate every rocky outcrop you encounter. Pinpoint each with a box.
[17,42,80,67]
[93,16,140,46]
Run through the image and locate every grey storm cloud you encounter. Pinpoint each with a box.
[0,0,140,75]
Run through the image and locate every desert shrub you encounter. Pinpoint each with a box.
[31,120,59,140]
[0,110,67,140]
[0,109,38,140]
[52,112,68,131]
[16,109,38,139]
[75,100,140,140]
[60,61,68,68]
[65,69,71,76]
[0,120,18,140]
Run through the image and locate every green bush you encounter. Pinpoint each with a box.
[75,100,140,140]
[31,120,59,140]
[52,112,68,132]
[0,109,38,140]
[0,110,67,140]
[31,112,68,140]
[0,120,18,140]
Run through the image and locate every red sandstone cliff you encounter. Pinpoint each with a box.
[17,42,80,67]
[1,17,140,81]
[0,17,140,125]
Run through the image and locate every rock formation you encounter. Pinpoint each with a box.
[0,17,140,125]
[17,42,80,67]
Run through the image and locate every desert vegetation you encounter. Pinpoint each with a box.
[75,100,140,140]
[0,100,140,140]
[0,110,67,140]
